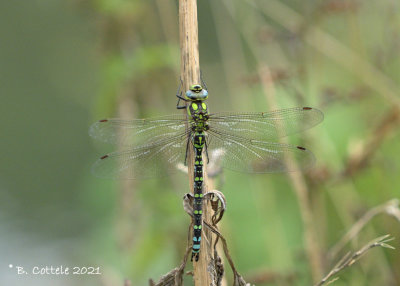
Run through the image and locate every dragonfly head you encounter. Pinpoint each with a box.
[186,84,208,101]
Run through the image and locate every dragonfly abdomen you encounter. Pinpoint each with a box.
[191,131,205,261]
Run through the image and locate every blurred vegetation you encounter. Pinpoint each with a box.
[1,0,400,285]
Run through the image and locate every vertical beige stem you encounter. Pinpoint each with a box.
[259,67,323,282]
[179,0,214,285]
[117,92,138,251]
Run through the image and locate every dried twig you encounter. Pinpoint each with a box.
[184,190,229,285]
[343,106,400,177]
[152,189,227,286]
[149,246,192,286]
[245,270,296,285]
[179,0,216,284]
[203,221,253,286]
[246,0,400,107]
[307,101,400,186]
[315,235,395,286]
[184,190,250,286]
[329,199,400,259]
[259,66,323,282]
[116,94,140,252]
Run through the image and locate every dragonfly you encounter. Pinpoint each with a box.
[89,84,324,261]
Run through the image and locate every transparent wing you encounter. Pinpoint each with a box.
[206,129,315,173]
[89,114,188,146]
[90,107,322,178]
[208,107,323,141]
[92,131,189,179]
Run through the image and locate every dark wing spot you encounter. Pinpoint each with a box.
[297,146,307,151]
[303,107,312,110]
[99,119,108,122]
[100,155,109,160]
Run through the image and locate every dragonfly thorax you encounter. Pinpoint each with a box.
[188,100,209,132]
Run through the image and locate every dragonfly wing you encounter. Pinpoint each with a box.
[208,107,323,141]
[206,130,315,173]
[91,132,189,179]
[89,114,188,146]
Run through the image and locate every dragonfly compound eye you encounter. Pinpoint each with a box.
[186,86,208,100]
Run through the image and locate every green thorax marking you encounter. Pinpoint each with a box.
[187,100,209,133]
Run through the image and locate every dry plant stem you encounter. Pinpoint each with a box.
[179,0,215,285]
[149,246,192,286]
[179,0,200,88]
[245,0,400,183]
[259,67,323,282]
[313,106,400,184]
[203,221,251,286]
[117,93,139,250]
[208,182,228,286]
[328,199,400,260]
[343,106,400,177]
[247,0,400,107]
[315,235,395,286]
[246,270,296,285]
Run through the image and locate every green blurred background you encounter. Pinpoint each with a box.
[1,0,399,285]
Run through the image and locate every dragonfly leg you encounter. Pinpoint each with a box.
[176,101,186,110]
[176,78,183,96]
[184,137,191,166]
[176,78,188,109]
[200,71,208,91]
[176,94,187,109]
[204,140,210,164]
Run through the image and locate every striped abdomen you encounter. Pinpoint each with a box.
[191,131,205,261]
